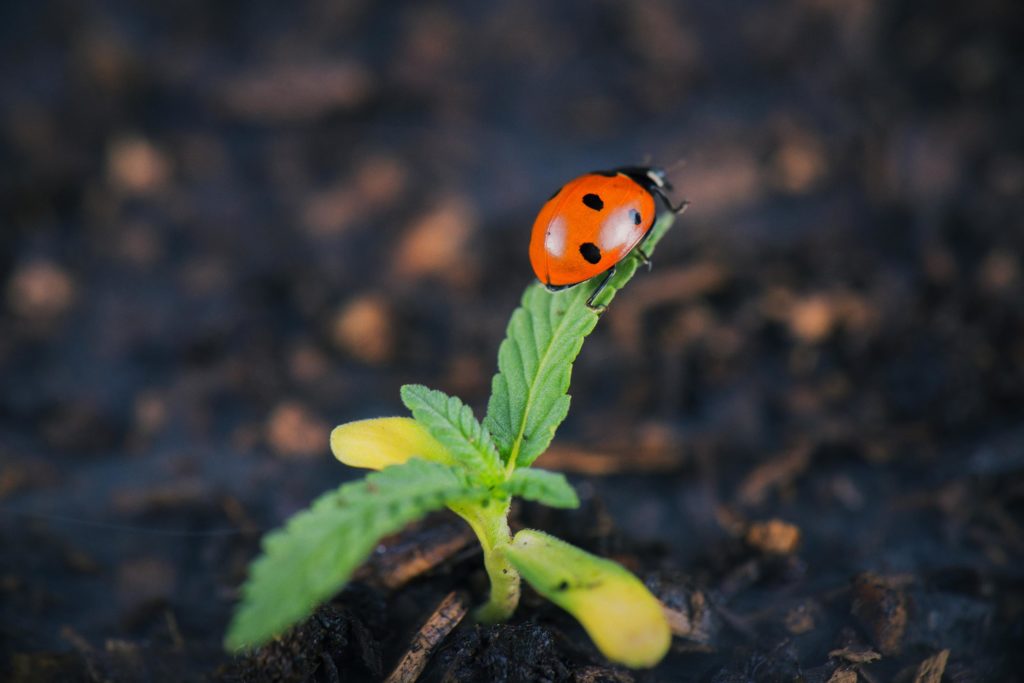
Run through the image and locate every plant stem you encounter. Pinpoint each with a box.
[449,499,520,622]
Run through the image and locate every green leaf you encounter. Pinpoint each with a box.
[400,384,503,482]
[503,468,579,508]
[225,459,483,651]
[504,529,671,669]
[485,211,678,468]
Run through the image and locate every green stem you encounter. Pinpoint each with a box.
[449,499,520,622]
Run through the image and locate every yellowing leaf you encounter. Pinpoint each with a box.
[330,417,452,470]
[505,529,670,669]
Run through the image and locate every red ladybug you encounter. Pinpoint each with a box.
[529,166,687,308]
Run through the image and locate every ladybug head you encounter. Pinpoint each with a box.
[645,167,673,191]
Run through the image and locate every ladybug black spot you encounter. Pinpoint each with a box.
[631,209,641,225]
[582,193,604,211]
[579,242,602,264]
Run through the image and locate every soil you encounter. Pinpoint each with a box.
[2,0,1023,681]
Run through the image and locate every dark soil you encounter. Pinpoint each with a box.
[2,0,1023,681]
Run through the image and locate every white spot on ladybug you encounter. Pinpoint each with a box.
[598,207,644,253]
[544,216,568,257]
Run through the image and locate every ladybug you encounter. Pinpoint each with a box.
[529,166,688,309]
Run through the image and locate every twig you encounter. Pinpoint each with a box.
[384,591,468,683]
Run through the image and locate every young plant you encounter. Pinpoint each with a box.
[226,211,680,668]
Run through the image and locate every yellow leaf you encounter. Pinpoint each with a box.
[504,529,670,669]
[330,417,452,470]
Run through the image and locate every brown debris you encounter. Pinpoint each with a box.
[41,402,121,453]
[977,249,1018,292]
[829,645,882,664]
[745,518,801,554]
[9,652,84,683]
[106,135,171,195]
[675,147,762,216]
[384,591,468,683]
[762,288,879,345]
[662,605,692,637]
[330,294,395,365]
[60,627,103,682]
[113,478,209,515]
[132,391,168,439]
[607,262,730,355]
[0,459,59,499]
[117,557,176,611]
[784,602,817,635]
[303,156,408,236]
[826,669,858,683]
[536,443,682,476]
[851,572,909,656]
[913,649,950,683]
[221,62,373,121]
[572,666,635,683]
[265,401,329,459]
[6,261,76,320]
[288,342,331,383]
[736,443,812,506]
[393,196,477,287]
[660,589,715,647]
[359,523,475,590]
[771,126,828,194]
[789,295,835,343]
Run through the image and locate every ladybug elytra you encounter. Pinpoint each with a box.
[529,166,687,309]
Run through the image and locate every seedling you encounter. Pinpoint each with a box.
[226,210,680,668]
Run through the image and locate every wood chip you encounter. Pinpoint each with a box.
[851,572,908,655]
[913,649,949,683]
[826,669,858,683]
[829,646,882,664]
[384,591,468,683]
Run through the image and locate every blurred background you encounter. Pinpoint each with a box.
[2,0,1022,680]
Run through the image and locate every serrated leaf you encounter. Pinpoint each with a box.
[485,211,678,467]
[503,468,579,508]
[400,384,503,482]
[225,459,483,651]
[505,529,671,669]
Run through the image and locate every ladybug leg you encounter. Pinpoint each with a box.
[653,186,690,214]
[634,230,655,272]
[585,266,616,312]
